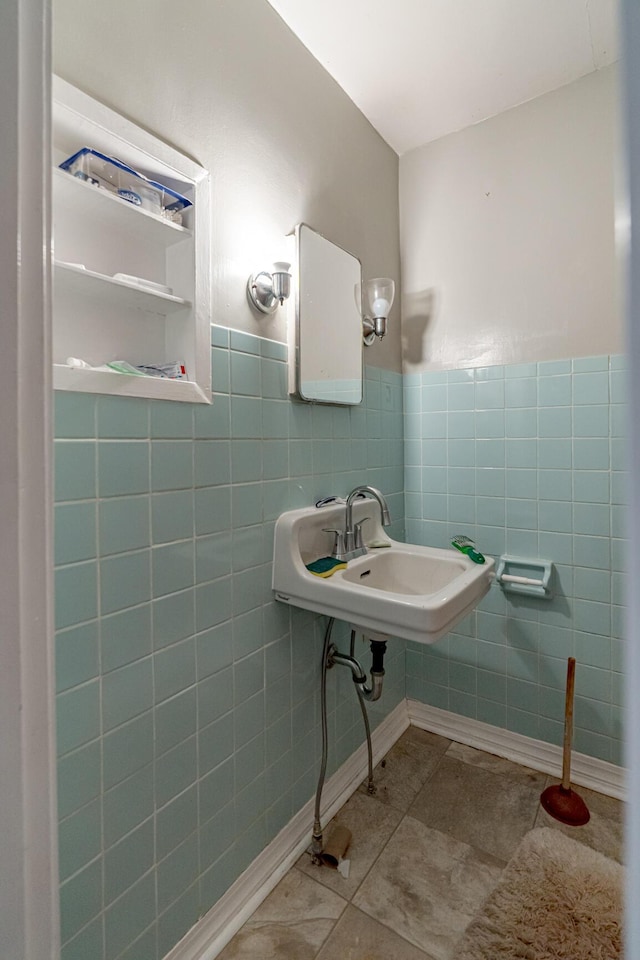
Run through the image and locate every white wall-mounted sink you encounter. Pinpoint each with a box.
[272,501,494,644]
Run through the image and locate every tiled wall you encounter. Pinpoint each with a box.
[404,355,626,766]
[53,327,405,960]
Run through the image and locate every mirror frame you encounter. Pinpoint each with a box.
[289,222,363,405]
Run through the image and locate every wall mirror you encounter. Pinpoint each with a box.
[289,223,363,405]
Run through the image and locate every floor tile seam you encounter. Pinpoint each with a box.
[348,896,441,960]
[337,805,414,905]
[413,743,451,794]
[399,739,454,791]
[399,812,510,871]
[290,861,350,912]
[314,903,437,960]
[305,891,350,960]
[440,747,549,791]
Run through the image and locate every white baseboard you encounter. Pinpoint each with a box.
[407,699,626,801]
[164,699,409,960]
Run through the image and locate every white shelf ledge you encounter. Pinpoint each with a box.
[54,261,191,315]
[53,364,211,404]
[52,167,192,247]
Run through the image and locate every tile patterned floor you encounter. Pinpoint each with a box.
[218,727,624,960]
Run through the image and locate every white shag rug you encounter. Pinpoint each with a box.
[454,828,623,960]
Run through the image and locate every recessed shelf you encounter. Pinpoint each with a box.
[52,76,211,404]
[53,166,192,247]
[53,364,209,403]
[54,261,192,315]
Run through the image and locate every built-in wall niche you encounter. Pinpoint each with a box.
[52,76,212,403]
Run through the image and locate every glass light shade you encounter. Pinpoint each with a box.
[363,278,395,319]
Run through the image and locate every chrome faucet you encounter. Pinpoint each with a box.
[325,485,391,561]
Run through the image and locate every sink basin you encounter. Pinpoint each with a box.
[272,501,494,644]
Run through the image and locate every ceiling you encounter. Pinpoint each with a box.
[266,0,619,155]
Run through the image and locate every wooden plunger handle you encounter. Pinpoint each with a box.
[561,657,576,790]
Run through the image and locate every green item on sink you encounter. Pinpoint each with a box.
[451,535,486,564]
[305,557,347,578]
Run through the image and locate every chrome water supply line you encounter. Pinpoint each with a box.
[311,619,387,862]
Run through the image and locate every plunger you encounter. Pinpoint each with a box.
[540,657,590,826]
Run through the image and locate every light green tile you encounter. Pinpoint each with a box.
[99,495,150,556]
[233,566,266,616]
[112,925,157,960]
[230,330,261,354]
[55,561,97,629]
[151,440,193,491]
[102,657,153,731]
[196,530,232,582]
[55,441,96,502]
[103,711,154,790]
[196,577,231,633]
[157,832,199,913]
[156,688,197,756]
[231,396,262,438]
[100,550,151,615]
[56,680,100,756]
[211,325,229,348]
[152,540,194,598]
[98,396,149,438]
[150,400,194,439]
[55,502,97,565]
[59,858,102,945]
[212,346,230,393]
[262,399,289,439]
[234,650,265,705]
[155,735,197,807]
[154,637,196,704]
[152,489,194,544]
[104,818,155,906]
[54,391,96,438]
[104,871,156,960]
[98,441,149,497]
[235,690,265,748]
[194,395,230,439]
[58,797,101,882]
[233,733,264,793]
[194,486,231,535]
[198,665,234,728]
[103,764,154,847]
[198,711,234,776]
[101,604,152,672]
[261,358,288,399]
[153,589,196,649]
[60,916,103,960]
[56,621,99,693]
[197,621,234,679]
[57,740,101,819]
[231,351,261,396]
[157,883,200,960]
[194,440,231,487]
[157,784,198,860]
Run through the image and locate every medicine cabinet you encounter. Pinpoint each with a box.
[288,223,363,405]
[52,76,211,403]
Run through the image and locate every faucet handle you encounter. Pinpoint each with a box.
[353,518,369,550]
[323,528,347,560]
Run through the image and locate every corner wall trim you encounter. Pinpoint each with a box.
[407,699,626,801]
[164,699,409,960]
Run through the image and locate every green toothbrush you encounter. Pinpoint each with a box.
[451,535,485,564]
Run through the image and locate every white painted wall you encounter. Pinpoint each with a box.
[400,67,620,371]
[53,0,401,372]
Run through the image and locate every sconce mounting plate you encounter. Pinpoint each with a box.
[247,271,280,314]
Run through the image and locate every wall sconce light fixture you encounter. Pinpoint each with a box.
[362,278,395,346]
[247,261,292,314]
